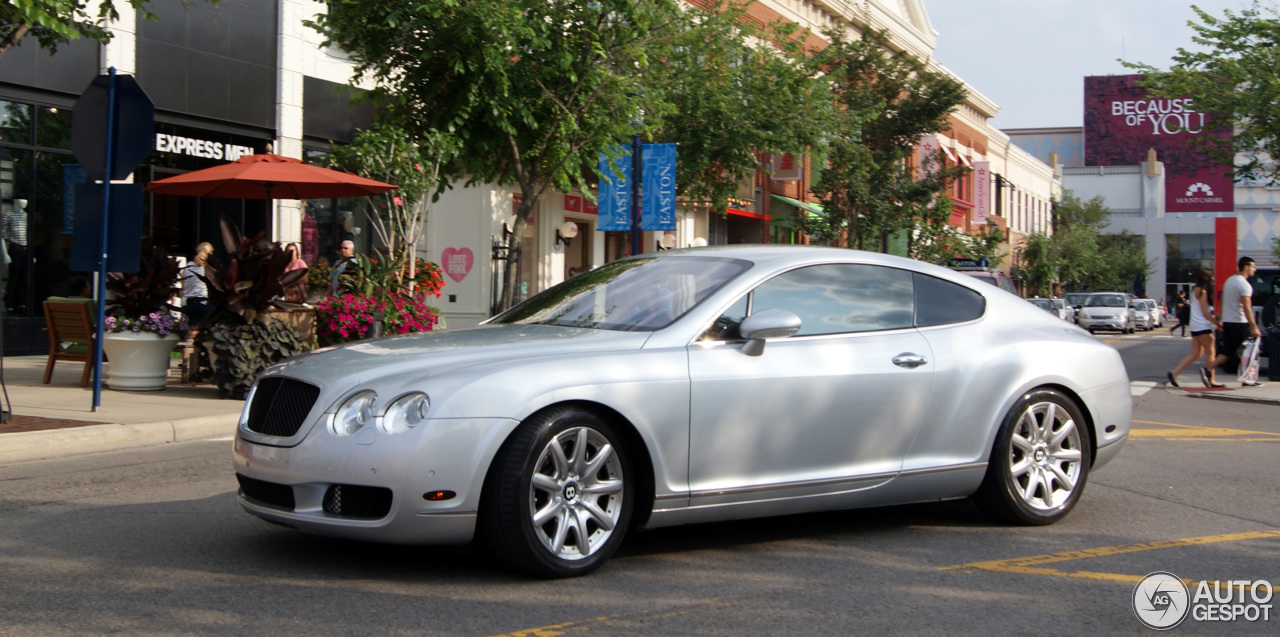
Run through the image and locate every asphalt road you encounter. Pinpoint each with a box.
[1,331,1276,636]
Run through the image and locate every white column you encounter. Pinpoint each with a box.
[273,0,308,244]
[101,6,137,74]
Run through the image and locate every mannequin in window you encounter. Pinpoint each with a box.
[3,199,28,314]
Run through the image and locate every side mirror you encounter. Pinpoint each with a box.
[738,308,802,356]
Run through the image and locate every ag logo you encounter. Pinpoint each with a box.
[1133,571,1191,630]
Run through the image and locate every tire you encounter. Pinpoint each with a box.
[972,389,1092,525]
[480,406,633,578]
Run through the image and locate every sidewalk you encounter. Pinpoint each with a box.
[1166,368,1280,405]
[0,355,244,464]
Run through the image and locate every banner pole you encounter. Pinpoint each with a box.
[92,67,118,411]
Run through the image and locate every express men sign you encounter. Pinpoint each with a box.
[1084,75,1232,213]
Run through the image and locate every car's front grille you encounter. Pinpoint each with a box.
[245,377,321,437]
[323,484,393,520]
[237,474,296,510]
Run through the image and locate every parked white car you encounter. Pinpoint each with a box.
[1136,299,1161,330]
[1077,292,1136,334]
[1052,298,1075,323]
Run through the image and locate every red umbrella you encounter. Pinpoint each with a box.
[143,153,398,199]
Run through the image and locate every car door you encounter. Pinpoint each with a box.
[686,263,934,504]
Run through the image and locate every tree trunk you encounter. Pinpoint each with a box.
[500,203,533,312]
[0,23,30,60]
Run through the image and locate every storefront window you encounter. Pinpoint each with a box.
[36,106,71,150]
[1166,234,1214,301]
[2,147,32,315]
[0,101,32,146]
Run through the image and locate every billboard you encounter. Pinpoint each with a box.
[1083,75,1232,213]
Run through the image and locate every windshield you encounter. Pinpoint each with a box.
[1028,299,1052,309]
[492,256,750,331]
[1065,294,1089,305]
[1086,294,1126,308]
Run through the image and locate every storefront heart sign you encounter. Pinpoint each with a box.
[442,247,474,283]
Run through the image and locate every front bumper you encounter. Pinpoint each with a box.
[1079,316,1127,331]
[232,416,520,545]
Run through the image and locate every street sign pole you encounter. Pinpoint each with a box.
[630,132,642,256]
[92,68,119,411]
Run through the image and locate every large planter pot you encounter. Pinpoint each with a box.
[102,331,181,391]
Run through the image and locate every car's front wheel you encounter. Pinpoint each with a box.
[481,407,633,578]
[973,389,1092,525]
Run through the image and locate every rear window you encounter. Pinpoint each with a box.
[914,273,985,327]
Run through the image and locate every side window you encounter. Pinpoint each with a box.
[752,264,913,336]
[703,295,749,341]
[914,272,986,327]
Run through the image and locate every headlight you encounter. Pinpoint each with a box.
[332,390,377,436]
[380,393,430,435]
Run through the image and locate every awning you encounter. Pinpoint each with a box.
[771,194,824,216]
[958,154,972,168]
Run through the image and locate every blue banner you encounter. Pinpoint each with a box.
[62,164,87,234]
[596,147,632,231]
[641,143,677,231]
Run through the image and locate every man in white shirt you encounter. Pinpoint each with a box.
[1208,256,1262,386]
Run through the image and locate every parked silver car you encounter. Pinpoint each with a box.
[1136,299,1162,329]
[233,246,1132,577]
[1077,292,1136,334]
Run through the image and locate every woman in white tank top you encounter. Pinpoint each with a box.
[1169,268,1224,387]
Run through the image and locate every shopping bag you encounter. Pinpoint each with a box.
[1239,337,1262,385]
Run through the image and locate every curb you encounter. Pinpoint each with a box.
[0,413,240,465]
[1190,392,1280,406]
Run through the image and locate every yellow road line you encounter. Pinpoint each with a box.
[493,611,689,637]
[1129,419,1280,441]
[944,529,1280,583]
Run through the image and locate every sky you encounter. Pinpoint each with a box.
[925,0,1260,130]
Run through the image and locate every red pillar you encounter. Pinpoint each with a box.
[1214,217,1237,305]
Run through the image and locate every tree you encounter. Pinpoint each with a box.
[312,0,826,310]
[1016,192,1151,294]
[1126,3,1280,184]
[650,7,831,215]
[326,125,457,293]
[808,27,968,253]
[0,1,216,60]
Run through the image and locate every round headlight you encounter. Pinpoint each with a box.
[332,390,377,436]
[380,393,430,434]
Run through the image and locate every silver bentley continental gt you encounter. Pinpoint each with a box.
[233,246,1131,578]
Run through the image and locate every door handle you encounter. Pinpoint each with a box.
[892,353,928,368]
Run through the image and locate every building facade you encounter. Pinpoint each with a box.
[1007,74,1280,304]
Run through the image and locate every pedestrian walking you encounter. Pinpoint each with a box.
[1168,268,1223,388]
[1169,290,1189,336]
[1206,256,1263,387]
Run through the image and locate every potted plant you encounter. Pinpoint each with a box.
[102,243,189,391]
[194,217,311,398]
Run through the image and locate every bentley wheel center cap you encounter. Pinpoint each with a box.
[1033,447,1048,463]
[563,483,579,502]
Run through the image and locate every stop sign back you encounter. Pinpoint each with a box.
[71,73,155,181]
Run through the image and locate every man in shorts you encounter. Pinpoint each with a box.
[1208,256,1263,387]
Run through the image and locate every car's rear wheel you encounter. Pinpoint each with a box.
[481,407,632,578]
[973,389,1092,525]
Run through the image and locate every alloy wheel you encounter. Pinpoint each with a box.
[1007,400,1083,511]
[528,426,625,561]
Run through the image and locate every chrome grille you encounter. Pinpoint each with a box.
[245,377,320,437]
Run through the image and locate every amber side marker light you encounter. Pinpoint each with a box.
[423,490,456,501]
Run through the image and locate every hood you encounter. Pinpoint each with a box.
[267,324,651,388]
